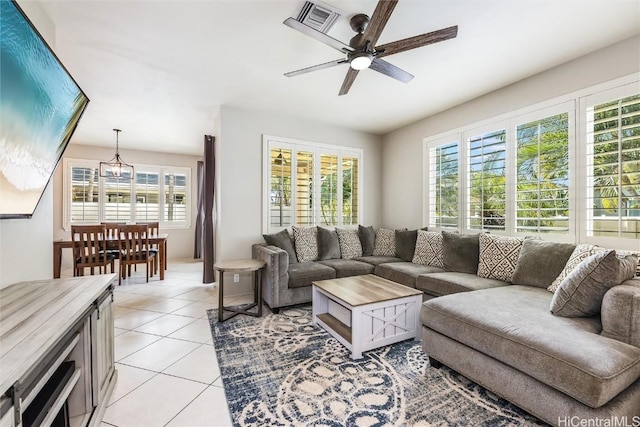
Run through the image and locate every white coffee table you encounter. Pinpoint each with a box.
[312,274,423,360]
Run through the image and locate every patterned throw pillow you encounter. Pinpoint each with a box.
[372,228,396,256]
[292,226,318,262]
[412,230,443,267]
[477,234,525,282]
[550,251,638,317]
[335,228,363,259]
[548,244,607,292]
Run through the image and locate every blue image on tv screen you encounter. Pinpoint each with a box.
[0,0,89,218]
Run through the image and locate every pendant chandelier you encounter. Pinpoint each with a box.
[99,128,134,179]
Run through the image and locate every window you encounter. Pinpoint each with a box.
[64,159,191,229]
[516,113,569,234]
[427,139,459,229]
[263,135,363,233]
[425,78,640,249]
[582,87,640,246]
[467,129,507,231]
[425,103,574,239]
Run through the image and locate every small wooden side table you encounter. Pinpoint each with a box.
[214,259,266,322]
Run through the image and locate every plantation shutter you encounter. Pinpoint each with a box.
[467,129,507,231]
[428,141,459,229]
[586,93,640,240]
[342,154,359,226]
[296,151,314,226]
[516,112,570,234]
[135,169,160,222]
[102,171,132,222]
[69,164,99,224]
[164,171,188,223]
[319,153,338,226]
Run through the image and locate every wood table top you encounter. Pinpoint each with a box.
[0,274,115,394]
[214,259,266,272]
[312,274,422,307]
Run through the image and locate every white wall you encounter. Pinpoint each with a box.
[52,144,201,273]
[0,1,56,288]
[217,106,383,292]
[381,36,640,229]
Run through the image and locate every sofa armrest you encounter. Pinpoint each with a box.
[601,278,640,348]
[252,244,289,309]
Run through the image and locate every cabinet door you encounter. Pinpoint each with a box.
[93,290,115,405]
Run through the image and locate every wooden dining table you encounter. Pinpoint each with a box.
[53,233,168,280]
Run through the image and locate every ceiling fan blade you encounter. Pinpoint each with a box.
[338,68,359,96]
[376,25,458,58]
[363,0,398,47]
[283,18,352,53]
[285,59,348,77]
[369,58,413,83]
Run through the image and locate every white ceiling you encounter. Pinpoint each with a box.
[39,0,640,156]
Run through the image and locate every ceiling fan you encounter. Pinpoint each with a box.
[283,0,458,96]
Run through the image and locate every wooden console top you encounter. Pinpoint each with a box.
[0,274,115,394]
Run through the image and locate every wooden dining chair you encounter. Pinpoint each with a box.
[71,225,114,276]
[137,221,160,274]
[102,222,125,264]
[118,224,157,285]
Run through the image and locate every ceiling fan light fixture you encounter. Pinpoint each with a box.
[350,52,373,70]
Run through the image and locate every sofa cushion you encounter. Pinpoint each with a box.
[395,229,418,262]
[317,227,341,260]
[335,228,363,259]
[358,225,376,256]
[375,262,445,288]
[372,228,396,256]
[421,285,640,408]
[442,231,480,274]
[477,234,524,282]
[412,230,443,268]
[292,226,318,262]
[551,250,638,317]
[416,272,508,297]
[287,262,335,289]
[263,229,297,264]
[317,259,375,278]
[548,244,607,292]
[354,256,404,266]
[511,239,575,289]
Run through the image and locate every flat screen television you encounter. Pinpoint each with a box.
[0,0,89,219]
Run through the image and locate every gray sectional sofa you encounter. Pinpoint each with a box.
[252,226,640,425]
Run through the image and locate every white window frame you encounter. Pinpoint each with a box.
[262,135,363,234]
[424,101,576,242]
[578,82,639,251]
[63,158,192,230]
[424,74,639,248]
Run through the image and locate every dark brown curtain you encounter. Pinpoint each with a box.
[194,160,204,259]
[203,135,216,283]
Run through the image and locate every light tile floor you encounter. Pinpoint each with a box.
[75,260,252,427]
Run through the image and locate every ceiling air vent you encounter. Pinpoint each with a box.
[296,1,341,33]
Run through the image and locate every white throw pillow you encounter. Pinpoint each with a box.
[372,228,396,256]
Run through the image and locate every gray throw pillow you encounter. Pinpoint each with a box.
[511,239,575,288]
[263,229,297,264]
[335,228,363,259]
[358,225,375,256]
[395,229,418,262]
[442,231,480,274]
[550,250,638,317]
[317,227,341,260]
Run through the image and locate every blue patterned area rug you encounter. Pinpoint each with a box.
[207,305,546,427]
